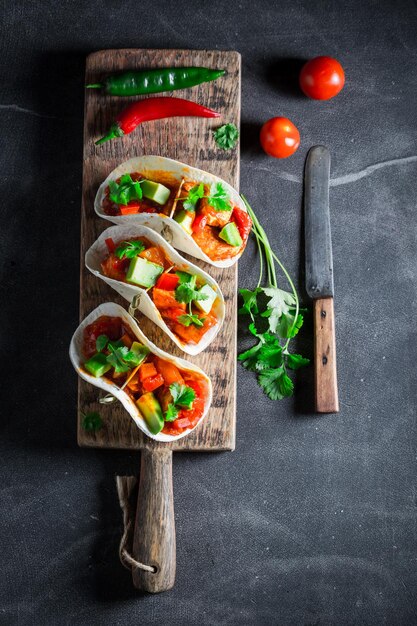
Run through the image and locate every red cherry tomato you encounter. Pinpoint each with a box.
[260,117,300,159]
[299,56,345,100]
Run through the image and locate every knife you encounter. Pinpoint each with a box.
[304,146,339,413]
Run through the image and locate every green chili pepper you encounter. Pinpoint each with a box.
[87,66,225,97]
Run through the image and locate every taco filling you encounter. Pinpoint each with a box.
[82,315,207,436]
[100,236,219,346]
[101,173,252,261]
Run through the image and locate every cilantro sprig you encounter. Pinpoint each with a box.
[237,196,309,400]
[108,174,143,205]
[181,182,231,213]
[95,335,149,374]
[175,272,209,305]
[114,239,146,260]
[213,123,239,150]
[177,313,205,328]
[82,411,103,432]
[164,382,196,422]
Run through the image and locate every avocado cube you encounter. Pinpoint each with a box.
[194,284,217,315]
[218,222,243,247]
[126,256,163,288]
[136,392,164,435]
[141,180,171,205]
[128,342,150,366]
[84,353,111,378]
[174,209,194,235]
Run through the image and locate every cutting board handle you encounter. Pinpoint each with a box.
[313,297,339,413]
[131,448,176,593]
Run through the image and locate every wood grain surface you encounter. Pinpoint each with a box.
[78,49,241,451]
[313,297,339,413]
[132,449,176,592]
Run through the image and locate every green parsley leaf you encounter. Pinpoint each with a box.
[115,240,146,260]
[96,334,109,352]
[258,367,294,400]
[183,183,204,212]
[286,353,310,370]
[213,123,239,150]
[108,174,143,205]
[164,404,179,421]
[169,383,196,409]
[177,314,205,328]
[207,182,231,212]
[82,411,103,432]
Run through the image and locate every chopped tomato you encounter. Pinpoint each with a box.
[178,379,205,427]
[142,373,164,393]
[162,422,185,436]
[139,246,166,267]
[175,417,192,429]
[192,213,207,235]
[83,316,122,358]
[119,202,141,215]
[156,272,179,290]
[232,207,252,241]
[154,357,184,386]
[152,289,185,312]
[105,237,116,253]
[120,333,133,348]
[139,362,158,382]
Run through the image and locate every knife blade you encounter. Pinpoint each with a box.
[304,146,339,413]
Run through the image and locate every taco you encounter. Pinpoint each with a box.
[94,156,252,268]
[69,303,212,442]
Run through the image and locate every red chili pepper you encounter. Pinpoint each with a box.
[155,272,180,290]
[105,237,116,253]
[191,213,207,235]
[231,207,252,241]
[96,97,220,145]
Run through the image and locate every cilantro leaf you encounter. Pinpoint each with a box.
[96,334,109,352]
[106,345,130,374]
[121,344,150,366]
[286,353,310,370]
[169,383,196,408]
[175,274,209,305]
[238,288,262,316]
[238,340,263,371]
[177,313,205,328]
[115,240,146,260]
[108,174,143,205]
[165,404,179,422]
[262,287,296,334]
[258,367,294,400]
[213,123,239,150]
[183,183,204,212]
[256,342,283,370]
[206,182,231,212]
[276,312,304,339]
[82,411,103,432]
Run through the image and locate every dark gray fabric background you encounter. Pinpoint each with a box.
[1,1,416,624]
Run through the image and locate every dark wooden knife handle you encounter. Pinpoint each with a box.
[132,448,176,593]
[313,297,339,413]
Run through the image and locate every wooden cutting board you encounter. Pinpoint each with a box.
[78,48,241,591]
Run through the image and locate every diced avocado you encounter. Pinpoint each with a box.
[126,256,163,288]
[174,209,194,235]
[129,342,150,366]
[85,353,111,378]
[136,392,164,435]
[141,180,171,205]
[218,222,243,247]
[194,284,217,315]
